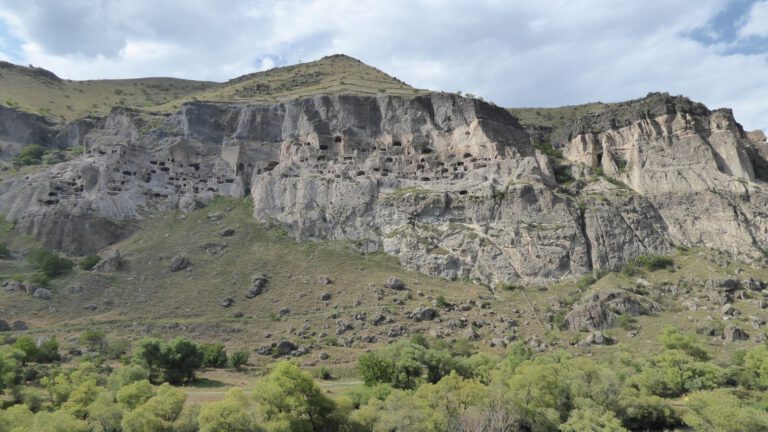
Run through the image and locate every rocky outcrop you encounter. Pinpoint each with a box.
[565,288,661,330]
[559,92,768,261]
[1,90,767,284]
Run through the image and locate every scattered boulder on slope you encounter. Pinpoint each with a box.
[92,250,124,273]
[169,255,190,272]
[384,277,406,290]
[565,289,661,331]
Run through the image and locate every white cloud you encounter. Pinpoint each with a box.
[740,0,768,39]
[0,0,765,131]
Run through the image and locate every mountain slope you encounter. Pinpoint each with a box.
[0,61,217,121]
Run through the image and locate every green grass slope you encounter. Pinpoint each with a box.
[0,61,217,121]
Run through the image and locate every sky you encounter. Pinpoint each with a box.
[0,0,766,131]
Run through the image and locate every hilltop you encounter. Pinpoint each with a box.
[0,55,424,122]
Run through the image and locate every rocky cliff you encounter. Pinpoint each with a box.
[0,89,765,285]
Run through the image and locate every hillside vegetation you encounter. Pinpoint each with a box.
[0,55,425,123]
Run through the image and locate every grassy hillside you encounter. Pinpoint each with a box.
[1,197,765,372]
[508,102,610,131]
[0,55,426,123]
[0,61,217,121]
[154,54,425,110]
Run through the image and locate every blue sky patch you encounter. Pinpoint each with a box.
[689,0,768,54]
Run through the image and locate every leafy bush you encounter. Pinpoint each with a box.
[533,141,564,159]
[622,255,673,276]
[80,330,108,354]
[0,242,10,259]
[228,350,249,370]
[684,389,768,432]
[200,343,228,368]
[132,337,204,384]
[78,255,101,271]
[313,366,332,380]
[435,295,449,309]
[27,273,51,287]
[27,248,74,278]
[13,144,46,166]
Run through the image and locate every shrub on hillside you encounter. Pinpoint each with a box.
[13,144,45,166]
[79,255,101,271]
[27,248,74,278]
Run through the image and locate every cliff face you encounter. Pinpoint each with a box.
[0,92,764,284]
[559,93,768,260]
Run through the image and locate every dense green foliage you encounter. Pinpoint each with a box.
[13,144,45,166]
[27,248,75,278]
[79,254,101,271]
[1,329,767,431]
[132,337,204,384]
[0,243,10,259]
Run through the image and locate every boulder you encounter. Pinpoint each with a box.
[178,194,205,213]
[33,288,52,299]
[92,250,124,273]
[565,302,614,331]
[201,242,227,255]
[463,327,480,341]
[584,331,613,345]
[565,289,661,331]
[169,255,190,272]
[275,340,297,356]
[218,228,236,237]
[409,306,438,321]
[384,277,406,290]
[371,314,387,326]
[489,338,507,348]
[741,278,763,291]
[11,320,28,331]
[4,280,24,293]
[0,320,10,332]
[320,292,332,301]
[317,276,332,285]
[723,324,749,342]
[220,297,234,308]
[720,303,740,317]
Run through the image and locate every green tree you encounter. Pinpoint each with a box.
[228,350,249,369]
[27,248,74,278]
[634,350,724,397]
[87,392,123,432]
[0,404,34,432]
[30,410,90,432]
[80,330,108,354]
[508,361,571,431]
[255,361,347,432]
[200,343,228,368]
[683,389,768,432]
[0,346,20,391]
[359,352,396,386]
[161,338,203,384]
[198,387,261,432]
[116,380,154,411]
[62,381,102,419]
[107,364,149,390]
[659,327,710,360]
[121,384,186,432]
[132,338,165,382]
[559,406,627,432]
[742,344,768,390]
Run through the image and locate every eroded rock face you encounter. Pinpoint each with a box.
[1,91,767,284]
[560,93,768,261]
